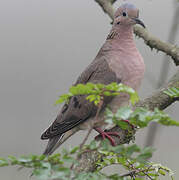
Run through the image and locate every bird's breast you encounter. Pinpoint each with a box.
[108,49,145,91]
[107,49,145,113]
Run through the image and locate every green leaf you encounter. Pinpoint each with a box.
[18,156,33,163]
[115,106,133,120]
[136,147,155,163]
[33,163,51,180]
[38,155,46,161]
[105,108,113,117]
[130,107,151,128]
[105,108,114,124]
[164,87,179,98]
[55,83,139,107]
[110,145,125,154]
[86,95,96,102]
[62,154,77,164]
[153,108,179,126]
[103,91,112,96]
[8,156,18,165]
[125,144,141,157]
[96,83,105,89]
[54,167,71,177]
[55,94,71,104]
[101,139,111,151]
[89,140,97,150]
[158,169,166,176]
[115,120,130,129]
[69,86,79,95]
[0,158,8,167]
[70,146,79,154]
[130,92,139,105]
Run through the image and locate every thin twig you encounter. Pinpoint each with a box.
[142,171,154,180]
[79,127,93,150]
[79,99,104,150]
[121,162,154,180]
[120,170,136,178]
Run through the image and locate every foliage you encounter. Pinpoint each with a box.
[0,142,174,180]
[105,106,179,130]
[95,140,174,180]
[55,83,139,105]
[0,83,178,180]
[164,87,179,98]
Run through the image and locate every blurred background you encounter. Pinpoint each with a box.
[0,0,178,179]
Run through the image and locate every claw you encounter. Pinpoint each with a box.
[94,128,120,146]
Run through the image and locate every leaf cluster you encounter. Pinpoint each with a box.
[164,87,179,98]
[0,141,174,180]
[94,140,174,180]
[56,83,139,105]
[106,106,179,130]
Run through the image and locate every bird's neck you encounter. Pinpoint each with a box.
[105,26,136,51]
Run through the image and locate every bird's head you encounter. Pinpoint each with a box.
[113,3,145,28]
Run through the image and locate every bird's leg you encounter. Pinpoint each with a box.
[94,127,120,146]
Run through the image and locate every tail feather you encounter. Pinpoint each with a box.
[42,128,79,156]
[43,134,64,156]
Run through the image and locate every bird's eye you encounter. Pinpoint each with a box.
[122,12,127,17]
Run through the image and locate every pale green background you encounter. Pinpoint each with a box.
[0,0,178,179]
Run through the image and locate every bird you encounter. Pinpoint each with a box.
[41,3,146,155]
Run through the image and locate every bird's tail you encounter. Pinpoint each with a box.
[43,129,78,156]
[43,134,64,156]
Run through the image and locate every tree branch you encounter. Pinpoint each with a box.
[74,69,179,173]
[135,70,179,110]
[94,0,179,66]
[134,27,179,66]
[95,0,114,20]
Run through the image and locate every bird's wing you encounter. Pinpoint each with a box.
[41,58,121,140]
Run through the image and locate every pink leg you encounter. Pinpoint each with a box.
[94,128,120,146]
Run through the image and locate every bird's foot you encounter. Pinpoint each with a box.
[94,128,120,146]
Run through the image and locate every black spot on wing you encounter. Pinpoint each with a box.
[72,96,82,109]
[73,96,79,108]
[62,104,68,113]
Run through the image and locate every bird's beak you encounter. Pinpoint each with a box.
[132,18,146,28]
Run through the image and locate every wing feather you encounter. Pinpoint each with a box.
[41,58,121,140]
